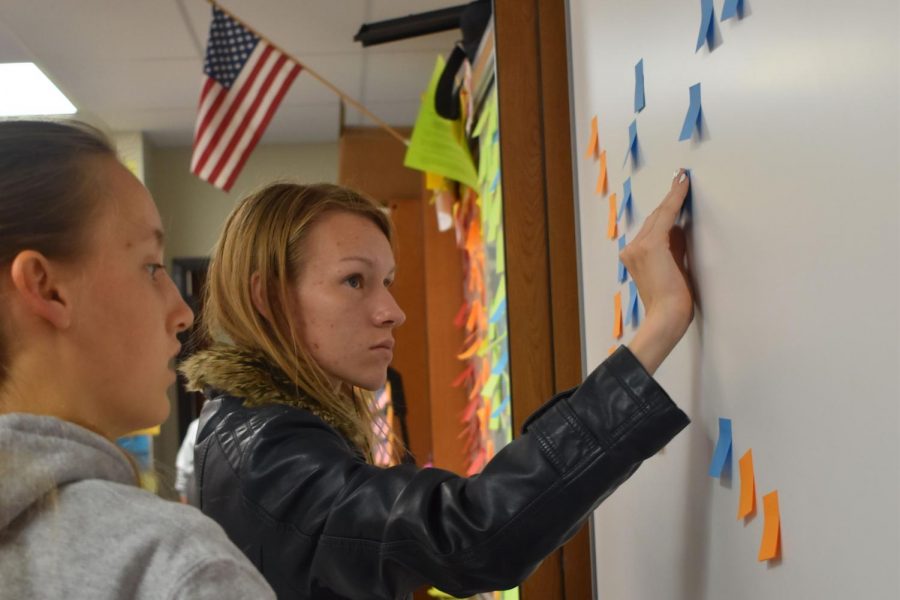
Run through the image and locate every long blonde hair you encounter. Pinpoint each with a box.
[202,182,394,459]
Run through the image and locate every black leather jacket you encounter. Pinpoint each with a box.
[193,347,689,599]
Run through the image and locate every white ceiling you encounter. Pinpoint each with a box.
[0,0,462,146]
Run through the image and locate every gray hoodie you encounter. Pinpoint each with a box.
[0,413,275,599]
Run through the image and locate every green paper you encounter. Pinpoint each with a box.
[404,56,479,189]
[488,275,507,317]
[482,373,501,398]
[496,235,506,274]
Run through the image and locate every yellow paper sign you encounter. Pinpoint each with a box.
[404,56,479,189]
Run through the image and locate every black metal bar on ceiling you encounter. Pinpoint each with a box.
[353,5,467,47]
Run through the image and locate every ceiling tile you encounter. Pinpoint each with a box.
[0,0,467,144]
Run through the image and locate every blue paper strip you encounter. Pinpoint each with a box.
[708,418,733,477]
[625,280,640,327]
[489,298,507,325]
[491,394,511,419]
[617,235,628,283]
[624,120,638,166]
[619,177,633,220]
[680,168,693,220]
[634,59,645,112]
[679,83,702,142]
[491,349,509,375]
[490,172,500,192]
[721,0,742,21]
[696,0,715,52]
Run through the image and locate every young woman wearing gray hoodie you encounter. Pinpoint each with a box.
[0,120,275,599]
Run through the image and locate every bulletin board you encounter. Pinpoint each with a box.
[565,1,899,598]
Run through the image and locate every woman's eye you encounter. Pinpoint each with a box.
[345,274,362,289]
[146,263,166,280]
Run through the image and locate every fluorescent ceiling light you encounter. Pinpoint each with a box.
[0,63,76,116]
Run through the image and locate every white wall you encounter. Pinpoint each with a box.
[147,142,339,262]
[567,1,899,598]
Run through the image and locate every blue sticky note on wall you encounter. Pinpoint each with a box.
[491,393,510,419]
[634,59,645,112]
[628,280,640,326]
[617,235,628,283]
[619,177,634,220]
[708,418,733,477]
[679,84,703,141]
[696,0,715,52]
[624,120,638,166]
[489,297,507,325]
[680,168,693,220]
[491,349,509,375]
[624,280,640,327]
[721,0,743,21]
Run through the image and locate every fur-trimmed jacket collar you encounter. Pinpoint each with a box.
[179,344,364,451]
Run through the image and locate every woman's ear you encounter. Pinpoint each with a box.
[250,271,273,322]
[9,250,72,329]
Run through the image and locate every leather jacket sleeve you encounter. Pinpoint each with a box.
[196,346,689,599]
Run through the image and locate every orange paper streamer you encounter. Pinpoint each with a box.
[613,292,623,339]
[452,364,475,388]
[457,336,482,360]
[608,345,618,356]
[758,490,781,561]
[465,299,482,333]
[738,449,756,519]
[595,150,608,195]
[585,116,599,159]
[607,193,618,239]
[467,448,486,476]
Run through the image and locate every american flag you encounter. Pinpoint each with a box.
[191,7,302,191]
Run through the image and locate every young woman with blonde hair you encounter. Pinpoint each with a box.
[184,174,695,599]
[0,120,275,599]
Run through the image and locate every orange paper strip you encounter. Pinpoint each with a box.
[607,193,618,239]
[608,345,618,356]
[465,299,482,333]
[595,150,608,194]
[453,302,468,328]
[738,449,756,519]
[758,490,781,561]
[457,336,482,360]
[466,447,487,476]
[585,115,599,159]
[613,292,623,339]
[452,364,475,388]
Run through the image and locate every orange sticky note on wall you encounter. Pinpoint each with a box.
[738,449,756,519]
[585,115,599,159]
[613,292,623,339]
[607,193,618,239]
[758,490,781,561]
[595,150,608,194]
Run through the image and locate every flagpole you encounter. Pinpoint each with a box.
[206,0,410,146]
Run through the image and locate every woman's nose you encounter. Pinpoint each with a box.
[376,290,405,328]
[168,276,195,333]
